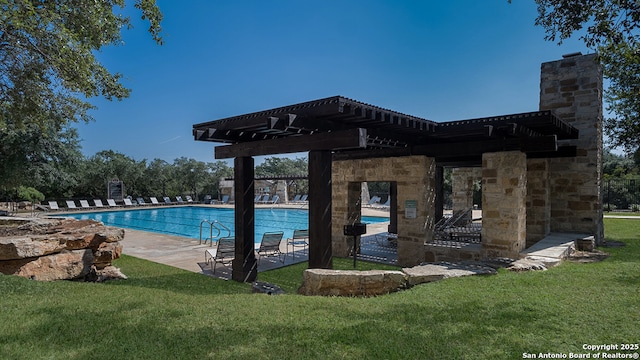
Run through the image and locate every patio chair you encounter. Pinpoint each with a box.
[176,196,184,204]
[136,197,149,206]
[204,236,235,272]
[258,194,270,204]
[268,195,279,204]
[290,194,301,203]
[48,201,60,211]
[79,200,92,209]
[364,196,381,207]
[254,195,262,203]
[149,197,161,206]
[163,196,174,205]
[185,195,195,203]
[123,198,136,206]
[286,229,309,260]
[93,199,105,208]
[107,199,121,207]
[256,231,285,264]
[300,194,308,203]
[65,200,78,210]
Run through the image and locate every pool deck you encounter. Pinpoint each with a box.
[102,204,394,279]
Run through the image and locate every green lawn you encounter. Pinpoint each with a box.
[1,219,639,359]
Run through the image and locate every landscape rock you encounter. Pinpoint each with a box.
[507,258,548,271]
[4,249,94,281]
[298,269,408,296]
[0,217,126,281]
[404,262,497,286]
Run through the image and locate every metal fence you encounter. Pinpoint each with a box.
[603,178,640,211]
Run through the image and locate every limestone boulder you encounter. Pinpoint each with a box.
[298,269,408,297]
[0,217,126,281]
[0,236,67,260]
[3,249,94,281]
[403,262,497,286]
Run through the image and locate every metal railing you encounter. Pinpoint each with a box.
[199,220,231,246]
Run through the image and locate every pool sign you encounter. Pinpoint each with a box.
[405,200,417,219]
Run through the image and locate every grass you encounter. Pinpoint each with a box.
[1,219,639,359]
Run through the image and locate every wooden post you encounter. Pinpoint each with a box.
[308,150,333,269]
[388,181,398,234]
[232,156,257,282]
[434,166,444,222]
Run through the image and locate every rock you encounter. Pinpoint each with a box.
[0,218,126,281]
[0,236,67,260]
[6,250,94,281]
[404,261,497,286]
[298,269,408,297]
[85,265,128,282]
[507,258,547,271]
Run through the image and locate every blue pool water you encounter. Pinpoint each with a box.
[57,206,389,244]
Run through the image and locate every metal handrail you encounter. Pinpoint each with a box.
[199,220,231,246]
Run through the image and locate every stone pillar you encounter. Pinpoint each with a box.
[526,158,550,247]
[540,53,604,243]
[275,180,288,203]
[452,167,481,223]
[481,151,527,259]
[332,156,435,267]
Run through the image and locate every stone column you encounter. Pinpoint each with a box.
[275,180,288,203]
[481,151,527,259]
[332,156,435,266]
[526,158,550,247]
[452,167,481,223]
[540,53,604,243]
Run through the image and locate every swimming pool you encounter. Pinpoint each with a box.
[57,206,389,244]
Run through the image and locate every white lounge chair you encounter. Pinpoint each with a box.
[48,201,60,211]
[79,200,92,209]
[150,197,161,205]
[93,199,105,208]
[107,199,121,207]
[123,198,136,206]
[65,200,78,210]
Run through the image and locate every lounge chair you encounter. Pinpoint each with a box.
[268,195,279,204]
[123,198,136,206]
[163,196,174,205]
[299,194,308,203]
[290,194,301,203]
[176,196,184,204]
[256,231,285,264]
[185,195,195,203]
[258,194,270,204]
[65,200,78,210]
[286,229,309,260]
[213,195,230,204]
[254,195,262,203]
[93,199,105,208]
[150,197,161,206]
[364,196,381,207]
[48,201,60,211]
[136,197,149,206]
[79,200,92,209]
[107,199,121,207]
[204,237,235,272]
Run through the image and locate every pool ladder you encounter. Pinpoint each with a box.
[199,220,231,246]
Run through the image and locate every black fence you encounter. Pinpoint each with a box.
[603,178,640,211]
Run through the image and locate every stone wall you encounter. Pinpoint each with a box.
[526,158,551,247]
[481,151,527,259]
[0,217,126,281]
[540,53,604,243]
[332,156,435,266]
[452,167,481,222]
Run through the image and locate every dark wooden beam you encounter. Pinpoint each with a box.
[308,150,333,269]
[215,128,368,159]
[434,166,444,223]
[232,156,257,282]
[388,181,398,234]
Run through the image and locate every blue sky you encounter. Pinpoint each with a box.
[78,0,589,164]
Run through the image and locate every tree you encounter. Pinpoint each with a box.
[0,0,163,194]
[530,0,640,153]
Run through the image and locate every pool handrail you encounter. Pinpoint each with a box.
[199,219,231,246]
